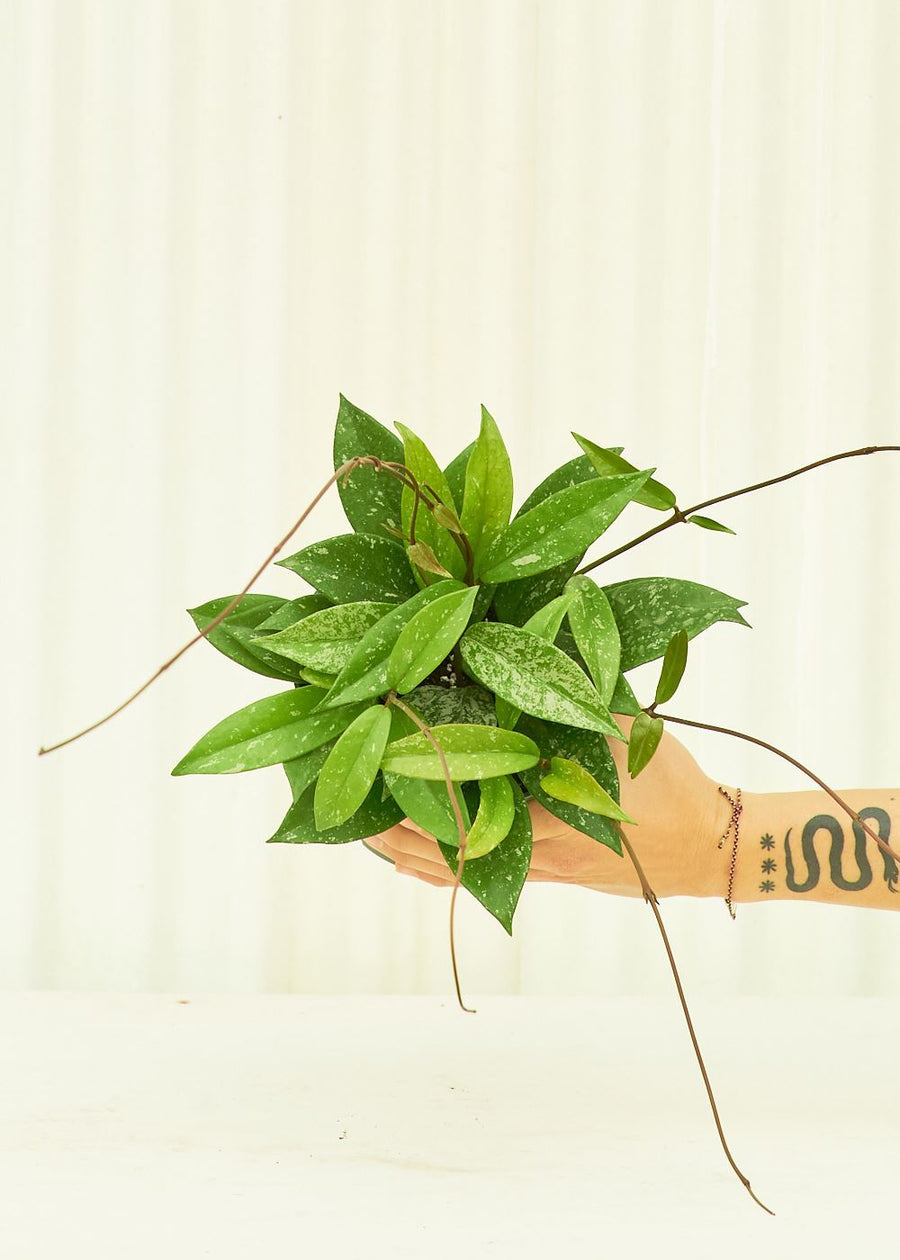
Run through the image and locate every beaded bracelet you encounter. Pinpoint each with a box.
[717,785,743,920]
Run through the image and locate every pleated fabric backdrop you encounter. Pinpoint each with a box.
[3,0,899,996]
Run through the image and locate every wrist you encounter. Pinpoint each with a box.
[690,778,746,901]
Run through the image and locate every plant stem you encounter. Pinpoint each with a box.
[386,693,475,1014]
[655,711,900,872]
[578,444,900,575]
[37,458,367,756]
[613,822,775,1215]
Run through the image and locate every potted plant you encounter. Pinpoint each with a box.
[40,396,899,1214]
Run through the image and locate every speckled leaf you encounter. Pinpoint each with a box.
[381,723,539,780]
[627,711,664,778]
[565,575,621,705]
[171,688,367,776]
[388,586,479,694]
[382,707,470,841]
[573,433,676,511]
[461,406,513,566]
[283,740,337,803]
[461,774,515,859]
[444,441,475,507]
[541,756,635,823]
[322,581,465,709]
[602,577,750,671]
[609,672,642,716]
[314,705,393,829]
[513,449,624,517]
[268,776,402,844]
[436,779,533,935]
[687,514,736,535]
[188,595,302,682]
[495,591,575,730]
[395,422,466,580]
[255,593,332,633]
[333,395,404,539]
[491,560,581,626]
[654,629,688,705]
[459,623,624,739]
[403,684,497,727]
[480,469,654,584]
[298,667,336,689]
[257,601,394,673]
[277,533,418,605]
[517,717,622,854]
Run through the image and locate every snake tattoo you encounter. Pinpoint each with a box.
[783,807,898,894]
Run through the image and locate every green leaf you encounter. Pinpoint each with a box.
[459,623,624,739]
[444,441,475,507]
[403,684,497,727]
[491,560,581,626]
[322,580,465,709]
[255,593,332,632]
[381,723,540,780]
[382,707,471,842]
[540,756,635,824]
[278,533,419,605]
[517,717,622,854]
[333,395,404,539]
[256,601,394,673]
[573,433,676,511]
[609,672,642,716]
[460,406,514,567]
[268,776,402,844]
[513,449,624,517]
[564,575,621,706]
[654,629,688,706]
[188,595,302,682]
[479,470,654,584]
[171,687,367,776]
[298,667,337,689]
[602,577,750,671]
[283,741,337,803]
[395,422,466,581]
[407,541,453,579]
[495,591,575,730]
[687,514,736,535]
[314,705,393,829]
[436,778,533,935]
[627,711,664,778]
[462,774,516,859]
[388,585,479,693]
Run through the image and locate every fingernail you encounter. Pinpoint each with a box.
[368,838,385,850]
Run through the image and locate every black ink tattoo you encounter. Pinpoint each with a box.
[760,834,775,851]
[761,857,776,874]
[759,880,775,894]
[783,807,896,894]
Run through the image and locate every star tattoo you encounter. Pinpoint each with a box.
[761,857,777,874]
[759,879,775,894]
[760,834,775,850]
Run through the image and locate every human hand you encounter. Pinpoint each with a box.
[366,714,726,899]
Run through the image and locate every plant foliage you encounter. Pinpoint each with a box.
[174,396,749,933]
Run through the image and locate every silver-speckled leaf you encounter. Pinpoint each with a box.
[479,469,653,584]
[314,705,393,830]
[333,395,404,539]
[395,423,466,581]
[540,756,635,823]
[459,622,624,738]
[277,533,418,605]
[495,591,575,730]
[461,774,515,859]
[171,687,367,776]
[257,601,394,673]
[381,723,539,780]
[267,776,402,844]
[565,575,621,705]
[322,581,465,709]
[436,779,533,935]
[188,594,301,682]
[517,717,622,854]
[403,684,498,727]
[602,577,750,671]
[461,406,514,566]
[387,585,479,693]
[573,432,676,511]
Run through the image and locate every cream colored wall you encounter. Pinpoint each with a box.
[4,0,899,995]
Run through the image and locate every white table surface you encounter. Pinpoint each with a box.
[0,993,894,1258]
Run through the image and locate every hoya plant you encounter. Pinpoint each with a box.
[40,396,898,1214]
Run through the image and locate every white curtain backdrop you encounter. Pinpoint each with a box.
[3,0,898,996]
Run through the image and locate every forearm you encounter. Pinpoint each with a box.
[702,785,900,909]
